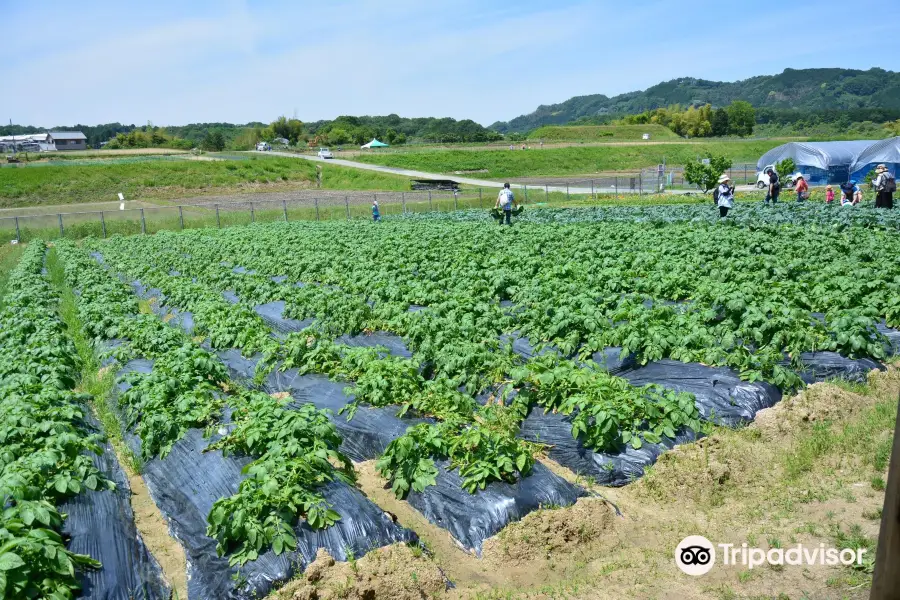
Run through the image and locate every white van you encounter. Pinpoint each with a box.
[256,142,271,152]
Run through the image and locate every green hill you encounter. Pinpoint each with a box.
[526,124,680,142]
[492,68,900,133]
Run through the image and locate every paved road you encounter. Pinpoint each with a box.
[256,151,756,196]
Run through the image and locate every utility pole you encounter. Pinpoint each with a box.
[871,392,900,600]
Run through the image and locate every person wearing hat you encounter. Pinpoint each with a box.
[372,199,381,222]
[794,173,809,202]
[715,173,735,218]
[873,164,895,209]
[840,180,862,205]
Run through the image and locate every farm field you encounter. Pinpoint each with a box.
[351,140,785,178]
[526,124,681,142]
[0,155,411,207]
[2,203,898,599]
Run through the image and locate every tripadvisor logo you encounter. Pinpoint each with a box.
[675,536,869,576]
[675,536,716,576]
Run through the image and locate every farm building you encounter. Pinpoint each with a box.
[0,131,87,152]
[48,131,87,150]
[757,140,876,185]
[849,136,900,180]
[0,133,55,152]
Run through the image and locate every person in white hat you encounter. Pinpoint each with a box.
[873,164,895,209]
[794,173,809,202]
[715,173,734,217]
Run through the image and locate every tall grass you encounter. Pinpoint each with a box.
[527,124,680,142]
[0,156,410,207]
[353,140,784,178]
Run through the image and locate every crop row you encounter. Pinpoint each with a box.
[86,228,706,492]
[0,242,115,600]
[55,241,355,566]
[91,217,900,389]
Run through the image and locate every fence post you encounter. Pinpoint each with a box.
[545,184,549,202]
[14,217,20,243]
[140,208,146,234]
[250,202,255,223]
[100,212,106,238]
[566,183,570,202]
[428,190,432,211]
[281,200,287,222]
[315,198,319,221]
[524,185,528,203]
[591,179,595,198]
[615,176,619,199]
[639,173,643,196]
[216,204,222,228]
[479,188,483,206]
[179,205,184,230]
[402,192,406,214]
[454,192,458,211]
[58,214,64,237]
[744,164,748,184]
[345,197,350,219]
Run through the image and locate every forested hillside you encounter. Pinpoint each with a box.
[492,68,900,133]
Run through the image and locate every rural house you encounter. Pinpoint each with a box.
[48,131,88,150]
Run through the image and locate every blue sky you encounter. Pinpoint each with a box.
[4,0,898,127]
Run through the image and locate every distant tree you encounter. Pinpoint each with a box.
[726,101,755,136]
[711,108,729,137]
[270,116,304,144]
[327,128,351,145]
[200,132,226,151]
[774,158,796,179]
[684,153,733,193]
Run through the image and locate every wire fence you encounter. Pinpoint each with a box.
[0,189,498,244]
[1,166,766,244]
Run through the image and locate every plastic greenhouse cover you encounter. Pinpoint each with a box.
[849,136,900,174]
[757,140,877,172]
[111,358,415,600]
[60,413,170,600]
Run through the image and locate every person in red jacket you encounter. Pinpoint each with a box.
[794,173,809,202]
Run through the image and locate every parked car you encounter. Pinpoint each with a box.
[256,142,271,151]
[755,165,795,189]
[317,148,334,159]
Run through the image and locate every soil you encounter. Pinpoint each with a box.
[127,472,188,599]
[272,546,448,600]
[321,368,900,599]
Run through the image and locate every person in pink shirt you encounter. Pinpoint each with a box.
[825,185,835,204]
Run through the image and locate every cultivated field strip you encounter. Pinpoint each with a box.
[55,241,414,599]
[0,242,169,599]
[85,214,900,490]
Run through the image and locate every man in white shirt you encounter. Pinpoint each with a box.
[495,183,517,225]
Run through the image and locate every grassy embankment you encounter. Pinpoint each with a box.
[0,155,411,208]
[353,140,784,178]
[526,124,681,142]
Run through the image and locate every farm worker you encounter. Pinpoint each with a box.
[716,174,735,218]
[840,180,861,205]
[825,185,835,204]
[495,183,517,226]
[794,173,809,202]
[764,168,780,205]
[873,164,895,209]
[372,200,380,222]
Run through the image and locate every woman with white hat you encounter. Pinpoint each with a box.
[873,164,895,209]
[794,173,809,202]
[715,173,734,218]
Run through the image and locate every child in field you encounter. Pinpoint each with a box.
[825,185,834,204]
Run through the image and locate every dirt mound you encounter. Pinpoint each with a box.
[481,498,616,565]
[273,545,448,600]
[753,381,872,440]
